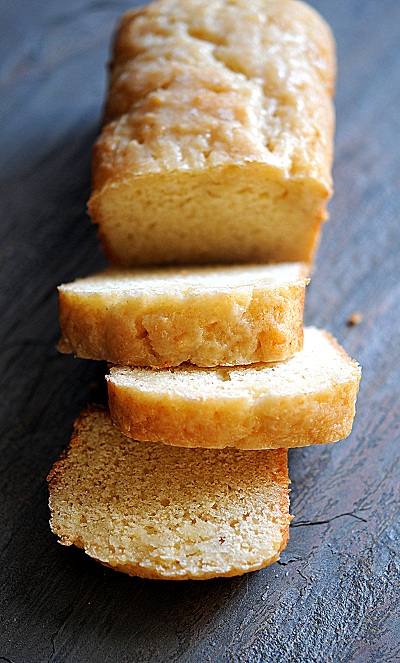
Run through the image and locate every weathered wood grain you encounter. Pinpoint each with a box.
[0,1,399,662]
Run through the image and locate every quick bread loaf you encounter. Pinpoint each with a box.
[48,407,291,580]
[89,0,336,266]
[58,263,308,367]
[107,327,361,449]
[47,1,356,584]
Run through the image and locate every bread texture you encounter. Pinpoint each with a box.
[108,327,361,449]
[48,406,290,580]
[58,263,308,367]
[89,0,336,266]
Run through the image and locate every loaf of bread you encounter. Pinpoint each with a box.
[58,263,308,367]
[48,406,291,580]
[89,0,335,266]
[107,327,361,449]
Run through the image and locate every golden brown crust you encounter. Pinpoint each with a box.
[108,377,359,450]
[98,0,335,186]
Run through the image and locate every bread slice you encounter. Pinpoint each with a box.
[89,0,335,266]
[58,263,308,367]
[48,406,291,580]
[107,327,361,449]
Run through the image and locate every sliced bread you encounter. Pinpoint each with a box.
[48,406,290,580]
[107,327,362,449]
[89,0,335,266]
[58,263,308,367]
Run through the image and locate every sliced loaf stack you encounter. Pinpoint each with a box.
[48,0,361,581]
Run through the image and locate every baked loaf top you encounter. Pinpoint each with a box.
[107,327,362,449]
[96,0,335,189]
[88,0,336,266]
[48,407,290,580]
[58,263,308,367]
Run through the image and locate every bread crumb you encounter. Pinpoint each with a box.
[347,312,363,326]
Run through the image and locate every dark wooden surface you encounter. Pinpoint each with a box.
[0,1,399,661]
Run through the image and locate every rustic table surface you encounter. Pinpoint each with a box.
[0,1,399,661]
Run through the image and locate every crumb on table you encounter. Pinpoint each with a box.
[347,311,363,326]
